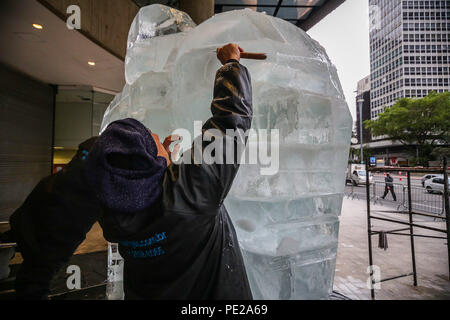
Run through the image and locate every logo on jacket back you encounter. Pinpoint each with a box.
[119,232,167,259]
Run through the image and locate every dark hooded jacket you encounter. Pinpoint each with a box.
[8,138,101,299]
[385,175,394,187]
[87,61,253,299]
[8,61,253,300]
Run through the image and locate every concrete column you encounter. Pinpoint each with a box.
[386,148,389,165]
[243,0,257,11]
[179,0,214,25]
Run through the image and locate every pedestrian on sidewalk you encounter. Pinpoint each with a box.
[381,173,397,201]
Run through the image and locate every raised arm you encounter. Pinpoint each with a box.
[202,44,253,200]
[205,44,253,134]
[168,44,253,209]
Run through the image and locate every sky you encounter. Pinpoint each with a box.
[308,0,371,122]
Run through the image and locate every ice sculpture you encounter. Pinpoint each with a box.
[102,4,352,300]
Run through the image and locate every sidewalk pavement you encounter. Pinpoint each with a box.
[2,200,449,300]
[334,198,450,300]
[0,223,107,299]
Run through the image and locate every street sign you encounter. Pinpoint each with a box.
[376,159,385,167]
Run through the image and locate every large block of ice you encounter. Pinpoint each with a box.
[103,4,352,300]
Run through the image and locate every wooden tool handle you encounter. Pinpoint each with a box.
[241,52,267,60]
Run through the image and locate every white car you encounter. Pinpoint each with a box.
[348,170,373,185]
[421,174,440,187]
[424,176,450,194]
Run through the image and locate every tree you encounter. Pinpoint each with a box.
[349,146,374,163]
[431,147,450,160]
[364,91,450,165]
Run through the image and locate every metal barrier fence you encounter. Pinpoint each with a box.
[365,158,450,300]
[370,181,446,217]
[346,180,447,218]
[345,182,360,200]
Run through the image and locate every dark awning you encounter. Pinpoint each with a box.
[132,0,346,31]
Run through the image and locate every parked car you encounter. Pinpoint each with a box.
[356,170,373,185]
[346,164,373,186]
[424,176,450,194]
[421,174,440,187]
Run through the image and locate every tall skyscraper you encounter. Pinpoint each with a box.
[356,75,372,144]
[369,0,449,120]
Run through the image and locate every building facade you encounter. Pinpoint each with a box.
[369,0,450,120]
[365,0,449,165]
[355,75,372,145]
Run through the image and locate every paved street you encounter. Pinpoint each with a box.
[345,177,447,217]
[334,198,450,300]
[372,173,423,187]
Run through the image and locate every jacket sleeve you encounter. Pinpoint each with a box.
[9,139,101,299]
[173,61,253,209]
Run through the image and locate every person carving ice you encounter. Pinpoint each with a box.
[6,43,253,300]
[88,43,253,299]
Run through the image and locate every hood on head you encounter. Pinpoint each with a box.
[85,118,167,213]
